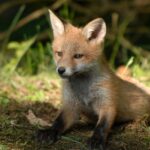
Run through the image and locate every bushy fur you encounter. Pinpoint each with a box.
[37,10,150,150]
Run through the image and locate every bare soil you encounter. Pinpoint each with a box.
[0,74,150,150]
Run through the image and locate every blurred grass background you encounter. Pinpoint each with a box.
[0,0,150,78]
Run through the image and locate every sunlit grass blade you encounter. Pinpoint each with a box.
[2,36,37,79]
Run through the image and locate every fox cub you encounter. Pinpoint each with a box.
[37,10,150,150]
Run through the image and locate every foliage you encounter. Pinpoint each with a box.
[0,0,149,77]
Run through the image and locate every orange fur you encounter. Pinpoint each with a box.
[46,10,150,149]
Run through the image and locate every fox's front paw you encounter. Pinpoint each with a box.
[36,128,61,144]
[87,136,105,150]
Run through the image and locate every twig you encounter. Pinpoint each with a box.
[16,8,48,30]
[0,0,48,14]
[1,5,25,53]
[0,0,68,41]
[120,37,150,58]
[107,33,150,60]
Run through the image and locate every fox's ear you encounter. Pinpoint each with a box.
[48,10,64,38]
[82,18,106,44]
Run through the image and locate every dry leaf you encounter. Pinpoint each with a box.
[26,110,51,128]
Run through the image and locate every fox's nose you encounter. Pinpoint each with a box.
[58,67,66,75]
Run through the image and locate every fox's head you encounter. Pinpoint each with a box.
[49,10,106,78]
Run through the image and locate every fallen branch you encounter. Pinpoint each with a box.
[0,0,48,14]
[0,0,68,41]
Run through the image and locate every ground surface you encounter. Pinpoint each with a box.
[0,72,150,150]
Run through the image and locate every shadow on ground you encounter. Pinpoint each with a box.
[0,75,150,150]
[0,100,150,150]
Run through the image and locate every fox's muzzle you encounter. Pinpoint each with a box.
[57,66,74,78]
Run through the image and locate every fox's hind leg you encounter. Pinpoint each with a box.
[36,101,80,144]
[87,105,116,150]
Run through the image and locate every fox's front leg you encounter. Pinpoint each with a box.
[37,101,79,144]
[88,105,116,150]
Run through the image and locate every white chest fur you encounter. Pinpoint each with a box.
[62,73,110,106]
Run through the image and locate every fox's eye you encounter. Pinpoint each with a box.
[56,51,63,57]
[74,54,84,59]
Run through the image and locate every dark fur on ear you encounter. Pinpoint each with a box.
[82,18,106,44]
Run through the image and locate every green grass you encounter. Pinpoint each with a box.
[0,64,149,150]
[0,144,8,150]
